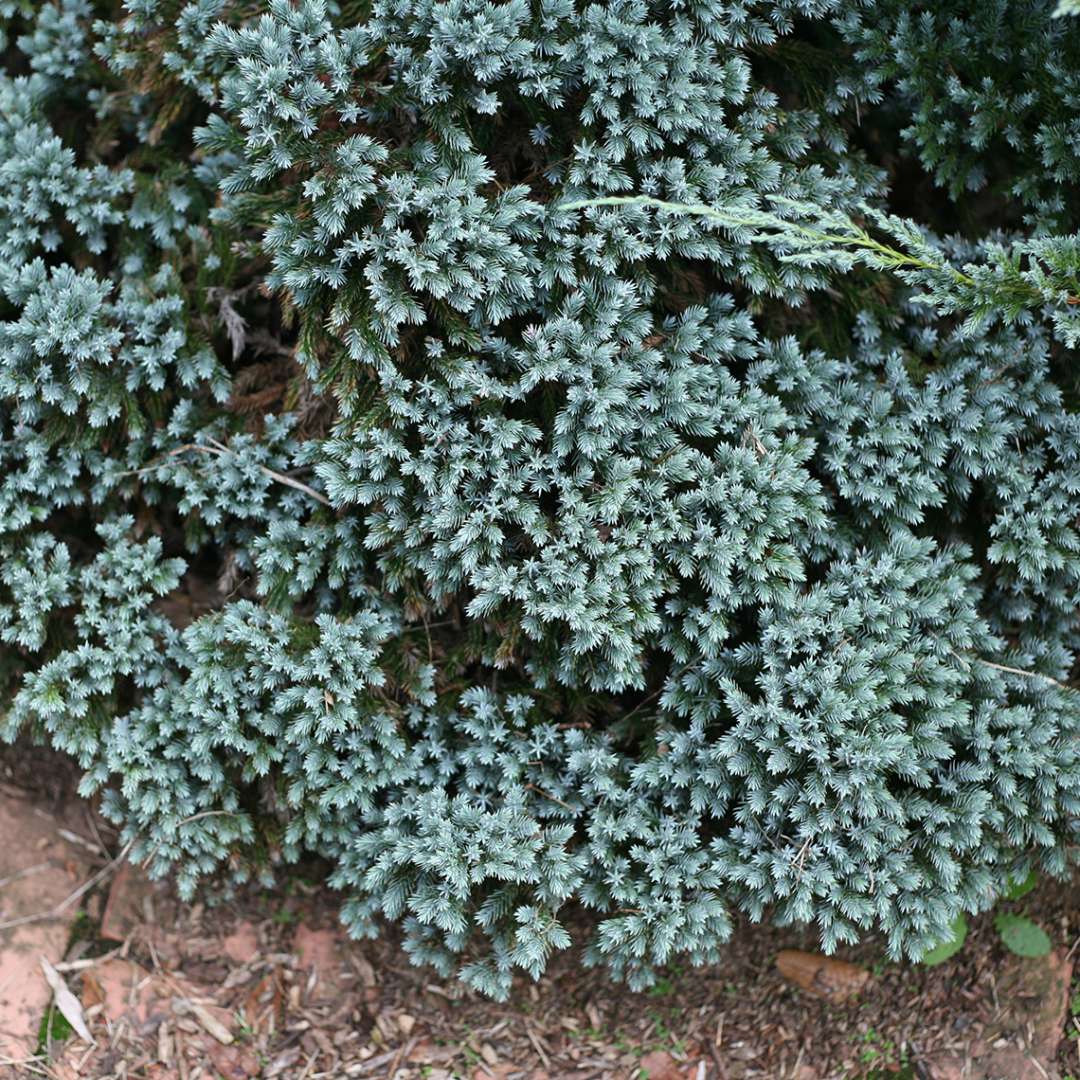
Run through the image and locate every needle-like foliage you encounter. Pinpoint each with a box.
[3,0,1080,997]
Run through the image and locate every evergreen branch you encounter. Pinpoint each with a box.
[561,194,971,282]
[562,196,1080,345]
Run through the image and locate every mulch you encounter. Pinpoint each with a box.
[4,742,1080,1080]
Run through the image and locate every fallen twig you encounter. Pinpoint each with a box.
[0,862,50,892]
[344,1047,403,1075]
[122,442,331,506]
[0,840,134,932]
[56,827,107,857]
[387,1036,418,1079]
[951,649,1077,692]
[51,947,121,973]
[524,1023,551,1070]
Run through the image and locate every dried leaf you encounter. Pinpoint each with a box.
[218,294,248,360]
[40,956,96,1045]
[775,950,870,1002]
[189,1000,235,1045]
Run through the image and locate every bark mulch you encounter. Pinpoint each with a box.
[2,747,1078,1080]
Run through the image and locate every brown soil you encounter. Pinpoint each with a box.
[4,744,1080,1080]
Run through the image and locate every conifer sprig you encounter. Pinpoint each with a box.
[564,195,1080,344]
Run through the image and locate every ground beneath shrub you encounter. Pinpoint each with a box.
[3,748,1080,1080]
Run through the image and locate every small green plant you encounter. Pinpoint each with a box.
[869,956,893,978]
[918,870,1053,965]
[861,1067,916,1080]
[1003,870,1039,901]
[847,1029,911,1079]
[920,914,968,966]
[857,1034,882,1065]
[35,1006,74,1054]
[994,914,1052,958]
[644,1008,687,1055]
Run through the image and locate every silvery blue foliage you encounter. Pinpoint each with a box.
[3,0,1080,999]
